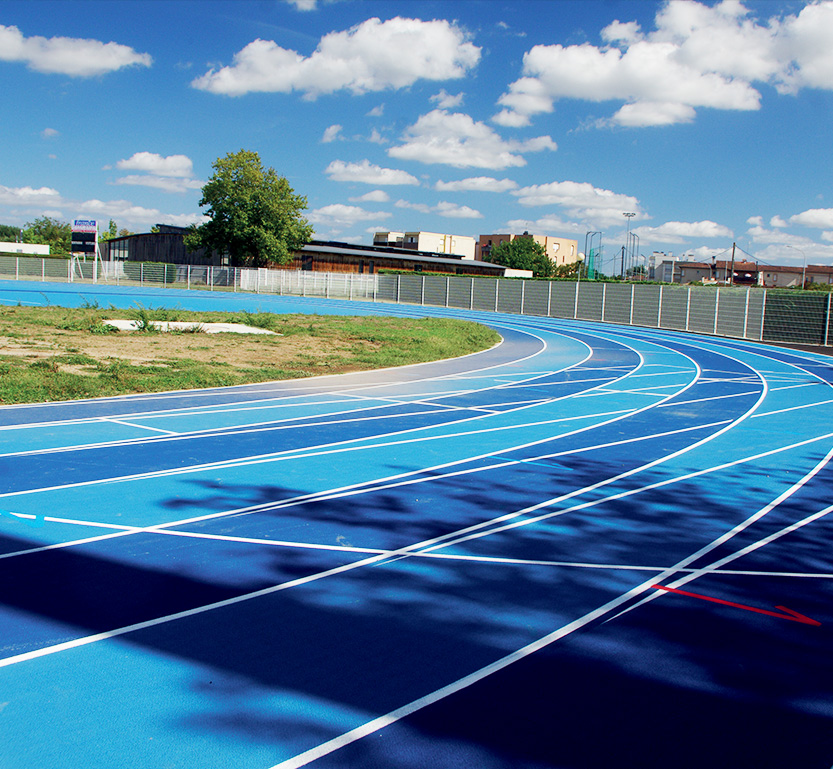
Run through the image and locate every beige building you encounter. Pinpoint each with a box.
[476,232,578,266]
[374,231,476,260]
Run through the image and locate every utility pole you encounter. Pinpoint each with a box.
[729,242,736,286]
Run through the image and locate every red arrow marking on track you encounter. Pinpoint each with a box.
[652,585,821,626]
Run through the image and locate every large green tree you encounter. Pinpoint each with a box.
[22,216,71,256]
[484,238,553,278]
[185,149,313,267]
[0,224,22,242]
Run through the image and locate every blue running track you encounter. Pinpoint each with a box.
[1,280,832,769]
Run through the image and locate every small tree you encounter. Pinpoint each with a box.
[485,238,553,278]
[185,149,313,267]
[22,216,71,256]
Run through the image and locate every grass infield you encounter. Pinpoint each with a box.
[0,304,500,405]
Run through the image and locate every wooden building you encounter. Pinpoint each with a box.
[99,228,506,277]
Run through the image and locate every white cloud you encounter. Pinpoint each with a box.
[285,0,318,9]
[435,201,482,219]
[435,176,519,193]
[0,24,151,77]
[746,215,764,226]
[40,128,59,139]
[495,0,833,128]
[394,199,482,218]
[632,220,733,244]
[78,198,204,228]
[388,109,556,169]
[115,152,194,178]
[506,215,586,236]
[349,190,390,203]
[367,128,387,144]
[395,199,432,214]
[367,104,384,117]
[113,175,204,193]
[431,89,464,109]
[746,225,810,246]
[192,17,480,98]
[325,159,419,186]
[770,215,788,228]
[308,203,391,227]
[322,124,343,143]
[512,180,641,228]
[0,184,62,206]
[789,208,833,229]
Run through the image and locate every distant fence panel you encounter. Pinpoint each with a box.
[2,255,831,348]
[524,281,550,316]
[472,278,497,312]
[659,286,689,331]
[576,282,604,322]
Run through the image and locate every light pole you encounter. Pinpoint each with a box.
[623,212,635,278]
[787,245,806,288]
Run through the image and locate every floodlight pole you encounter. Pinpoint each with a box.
[623,212,636,279]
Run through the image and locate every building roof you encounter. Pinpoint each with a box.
[302,241,505,271]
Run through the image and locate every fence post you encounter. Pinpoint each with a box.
[685,287,691,331]
[521,279,526,315]
[41,258,45,282]
[140,262,144,285]
[547,280,552,317]
[629,283,635,325]
[573,280,579,319]
[825,291,832,347]
[760,290,767,341]
[713,289,720,335]
[396,274,401,303]
[421,275,425,306]
[657,285,663,327]
[15,257,19,281]
[601,283,607,322]
[470,278,474,311]
[446,276,450,308]
[743,288,750,339]
[209,265,214,291]
[495,279,499,312]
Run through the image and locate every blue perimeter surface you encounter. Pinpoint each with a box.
[1,280,832,769]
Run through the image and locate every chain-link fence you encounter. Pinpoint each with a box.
[1,255,830,347]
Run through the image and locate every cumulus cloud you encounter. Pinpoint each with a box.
[435,201,482,218]
[495,0,833,128]
[394,198,482,218]
[0,24,151,77]
[325,159,419,186]
[349,190,390,203]
[40,128,59,139]
[322,124,343,143]
[435,176,519,193]
[789,208,833,229]
[192,17,480,98]
[512,180,641,228]
[308,203,391,228]
[113,175,203,193]
[111,152,201,194]
[388,110,556,169]
[0,184,62,206]
[116,152,194,178]
[431,89,464,109]
[632,220,733,244]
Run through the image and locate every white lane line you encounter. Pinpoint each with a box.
[604,442,833,623]
[0,338,683,500]
[750,397,833,418]
[103,419,180,435]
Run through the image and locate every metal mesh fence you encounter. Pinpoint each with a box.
[2,255,830,347]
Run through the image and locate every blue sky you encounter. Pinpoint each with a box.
[1,0,832,273]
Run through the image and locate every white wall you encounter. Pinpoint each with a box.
[0,241,49,256]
